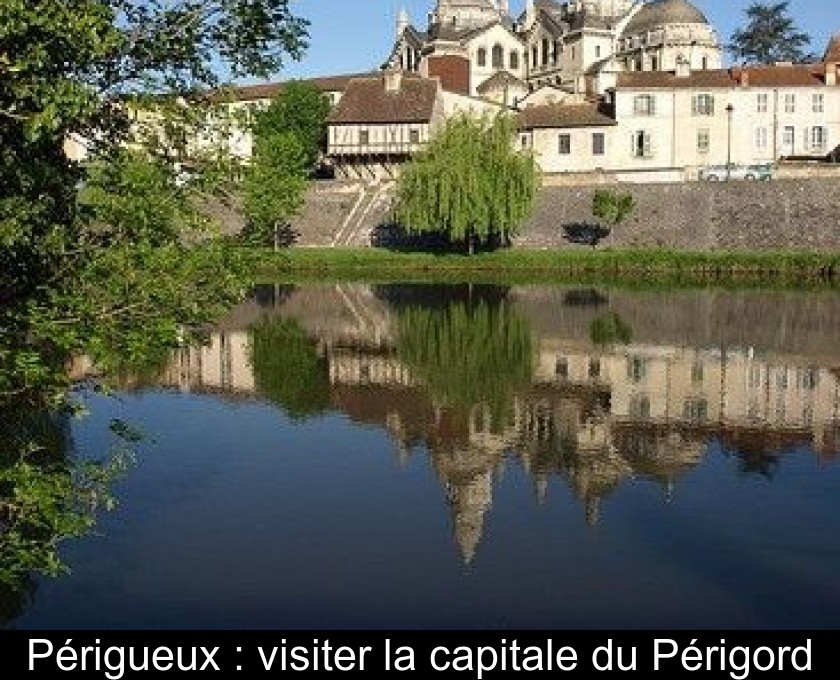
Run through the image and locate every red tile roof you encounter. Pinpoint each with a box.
[206,72,379,103]
[617,64,836,90]
[518,103,617,130]
[329,75,439,125]
[616,69,735,89]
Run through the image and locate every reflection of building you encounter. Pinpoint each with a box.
[119,285,840,562]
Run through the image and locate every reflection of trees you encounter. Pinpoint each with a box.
[394,298,534,429]
[718,430,806,480]
[590,312,633,346]
[249,317,331,420]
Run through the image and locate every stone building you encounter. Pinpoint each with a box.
[387,0,723,96]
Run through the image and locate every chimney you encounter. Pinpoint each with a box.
[385,70,403,93]
[499,0,510,15]
[737,68,750,87]
[826,63,838,87]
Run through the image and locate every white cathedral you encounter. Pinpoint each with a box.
[387,0,722,101]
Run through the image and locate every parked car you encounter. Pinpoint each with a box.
[699,164,773,181]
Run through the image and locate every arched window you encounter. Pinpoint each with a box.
[510,50,520,71]
[492,44,504,69]
[542,38,550,66]
[477,47,487,67]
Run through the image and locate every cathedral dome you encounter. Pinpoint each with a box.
[624,0,710,34]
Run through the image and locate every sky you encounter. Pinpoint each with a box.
[279,0,838,80]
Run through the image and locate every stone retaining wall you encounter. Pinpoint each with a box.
[516,178,840,251]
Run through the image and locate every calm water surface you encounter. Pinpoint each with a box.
[11,284,840,629]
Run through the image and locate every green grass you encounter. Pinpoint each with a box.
[252,247,840,288]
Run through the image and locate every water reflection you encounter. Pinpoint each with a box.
[150,284,840,564]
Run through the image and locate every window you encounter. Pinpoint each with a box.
[813,93,825,113]
[555,357,569,379]
[477,48,487,67]
[755,126,769,150]
[359,130,370,145]
[542,38,550,67]
[629,395,651,420]
[757,93,768,113]
[631,130,652,158]
[633,94,656,116]
[810,126,828,152]
[592,132,605,156]
[553,41,561,64]
[627,357,647,383]
[692,94,715,116]
[691,361,705,384]
[589,359,601,379]
[521,134,529,149]
[595,45,602,58]
[559,133,571,155]
[532,46,538,68]
[697,129,710,154]
[492,44,504,69]
[409,129,420,145]
[683,398,708,424]
[701,56,709,70]
[510,50,520,71]
[782,125,795,151]
[650,55,659,71]
[784,93,796,113]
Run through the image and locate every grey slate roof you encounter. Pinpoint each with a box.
[624,0,709,34]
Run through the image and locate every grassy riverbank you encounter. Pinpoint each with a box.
[256,248,840,287]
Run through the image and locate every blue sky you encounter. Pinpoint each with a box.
[280,0,837,80]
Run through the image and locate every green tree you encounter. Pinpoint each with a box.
[249,317,331,420]
[396,114,540,254]
[729,2,811,65]
[253,81,331,170]
[1,0,308,297]
[243,132,309,249]
[592,189,635,247]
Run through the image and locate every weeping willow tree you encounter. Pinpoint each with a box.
[395,299,534,429]
[395,114,540,253]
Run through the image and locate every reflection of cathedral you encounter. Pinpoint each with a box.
[144,285,840,564]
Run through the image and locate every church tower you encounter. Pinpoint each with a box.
[431,0,500,31]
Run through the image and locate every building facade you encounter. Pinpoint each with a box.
[387,0,723,97]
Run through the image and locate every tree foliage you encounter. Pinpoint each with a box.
[0,0,308,597]
[253,81,331,170]
[1,0,308,296]
[396,114,540,253]
[243,132,309,248]
[592,190,636,228]
[729,2,811,65]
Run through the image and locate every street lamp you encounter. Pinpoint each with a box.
[726,103,734,181]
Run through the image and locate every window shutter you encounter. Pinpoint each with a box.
[691,96,698,116]
[709,97,715,116]
[644,132,652,157]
